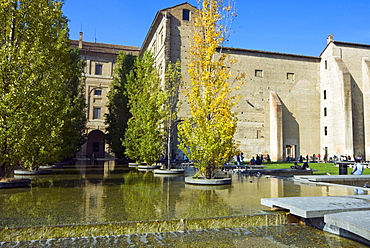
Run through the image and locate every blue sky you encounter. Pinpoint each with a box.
[63,0,370,57]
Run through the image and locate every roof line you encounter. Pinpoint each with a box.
[333,40,370,48]
[159,2,192,12]
[320,40,370,56]
[70,40,140,50]
[140,2,197,52]
[221,46,321,60]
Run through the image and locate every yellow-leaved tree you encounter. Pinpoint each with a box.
[178,0,243,179]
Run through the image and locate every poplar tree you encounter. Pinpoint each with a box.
[164,61,182,168]
[0,0,85,177]
[58,48,87,160]
[105,52,135,159]
[177,0,243,179]
[123,51,166,165]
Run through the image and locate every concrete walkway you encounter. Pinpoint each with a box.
[261,195,370,246]
[325,211,370,242]
[294,174,370,183]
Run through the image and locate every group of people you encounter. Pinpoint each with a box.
[235,152,365,175]
[290,162,310,170]
[235,153,270,166]
[291,156,364,175]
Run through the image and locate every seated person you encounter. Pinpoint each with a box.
[290,162,302,169]
[351,158,364,175]
[249,157,256,165]
[255,157,262,165]
[302,162,309,169]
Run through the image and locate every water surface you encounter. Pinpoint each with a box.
[0,160,360,228]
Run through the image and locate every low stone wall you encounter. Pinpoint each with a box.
[0,214,286,242]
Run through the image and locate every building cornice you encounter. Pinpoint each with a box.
[220,46,321,61]
[70,40,140,55]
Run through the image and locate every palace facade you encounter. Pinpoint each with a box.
[73,3,370,162]
[70,34,140,158]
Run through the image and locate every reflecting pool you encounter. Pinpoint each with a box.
[0,160,360,229]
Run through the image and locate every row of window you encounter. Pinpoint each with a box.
[323,90,327,135]
[90,9,187,120]
[254,70,295,80]
[323,88,328,135]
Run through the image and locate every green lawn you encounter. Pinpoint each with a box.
[260,162,370,175]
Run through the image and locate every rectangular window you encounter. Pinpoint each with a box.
[94,89,102,95]
[324,107,327,116]
[287,73,294,80]
[95,64,102,75]
[255,70,263,78]
[324,90,327,100]
[159,29,164,44]
[324,126,328,136]
[93,107,101,119]
[94,89,101,96]
[183,9,190,21]
[325,60,327,69]
[152,40,157,54]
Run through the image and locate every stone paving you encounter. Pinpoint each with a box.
[261,179,370,246]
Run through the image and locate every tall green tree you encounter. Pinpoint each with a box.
[164,61,182,168]
[177,0,243,179]
[123,51,167,165]
[58,48,87,160]
[105,52,135,159]
[0,0,85,177]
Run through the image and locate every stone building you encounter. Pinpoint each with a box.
[141,2,370,162]
[71,33,140,158]
[71,2,370,162]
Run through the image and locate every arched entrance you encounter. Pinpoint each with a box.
[86,130,105,158]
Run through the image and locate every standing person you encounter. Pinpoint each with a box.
[317,154,321,162]
[236,154,241,167]
[240,152,244,165]
[91,153,96,165]
[351,157,364,175]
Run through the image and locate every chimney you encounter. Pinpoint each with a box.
[327,34,334,44]
[79,32,83,49]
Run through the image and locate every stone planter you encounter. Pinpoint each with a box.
[128,163,141,168]
[39,165,63,169]
[185,184,232,190]
[137,165,161,170]
[14,169,53,175]
[0,179,31,189]
[153,169,185,175]
[185,176,232,185]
